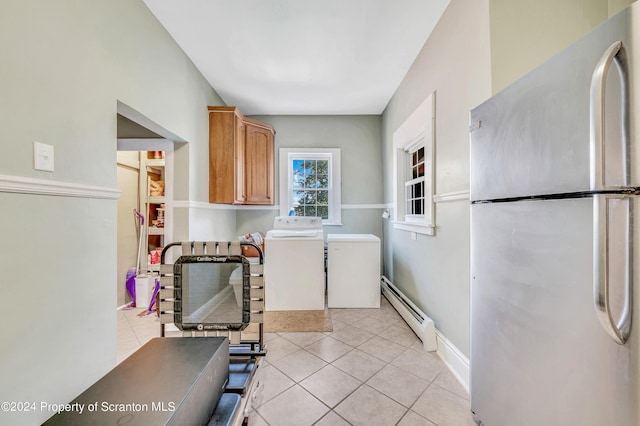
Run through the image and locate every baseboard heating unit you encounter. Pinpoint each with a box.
[381,276,437,351]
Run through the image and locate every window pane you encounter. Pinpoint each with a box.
[293,174,305,188]
[286,150,338,222]
[317,175,328,188]
[293,159,305,188]
[417,147,424,163]
[414,199,422,215]
[317,190,328,205]
[293,190,304,205]
[304,160,315,176]
[305,190,317,204]
[415,181,423,198]
[317,206,328,219]
[317,160,328,175]
[293,160,304,173]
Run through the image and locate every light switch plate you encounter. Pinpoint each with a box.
[34,141,54,172]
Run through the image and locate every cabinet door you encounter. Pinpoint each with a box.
[208,110,236,203]
[234,117,246,203]
[244,124,274,205]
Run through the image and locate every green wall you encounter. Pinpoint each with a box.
[236,115,384,238]
[0,0,224,424]
[489,0,635,93]
[382,0,492,357]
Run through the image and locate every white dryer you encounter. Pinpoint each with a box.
[327,234,381,308]
[264,216,325,311]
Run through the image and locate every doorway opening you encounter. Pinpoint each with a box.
[115,103,180,308]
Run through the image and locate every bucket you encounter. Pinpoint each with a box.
[135,275,153,309]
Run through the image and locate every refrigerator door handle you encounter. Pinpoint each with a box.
[593,194,632,345]
[589,40,629,191]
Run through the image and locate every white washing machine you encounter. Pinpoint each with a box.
[327,234,381,308]
[264,216,325,311]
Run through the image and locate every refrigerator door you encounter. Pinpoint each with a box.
[470,197,639,426]
[469,5,634,202]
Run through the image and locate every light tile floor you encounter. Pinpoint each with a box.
[117,296,474,425]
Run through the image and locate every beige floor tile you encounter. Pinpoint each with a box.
[326,318,348,333]
[257,385,329,426]
[115,295,470,426]
[247,410,269,426]
[264,332,280,342]
[412,384,475,426]
[409,340,430,352]
[357,335,406,363]
[329,308,370,324]
[350,316,393,335]
[300,364,362,408]
[279,331,326,348]
[117,326,138,343]
[117,317,132,330]
[334,385,407,426]
[272,349,327,382]
[314,411,352,426]
[397,410,437,426]
[433,369,469,400]
[329,326,374,347]
[392,348,444,382]
[378,324,421,347]
[367,306,403,323]
[367,364,429,407]
[264,335,300,363]
[332,349,386,381]
[132,325,160,342]
[252,364,295,408]
[305,336,354,363]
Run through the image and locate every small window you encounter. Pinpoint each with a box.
[392,92,435,235]
[292,158,330,218]
[405,147,425,220]
[280,148,342,225]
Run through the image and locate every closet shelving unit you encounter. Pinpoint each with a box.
[141,151,165,273]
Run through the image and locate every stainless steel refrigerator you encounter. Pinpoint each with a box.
[469,4,640,426]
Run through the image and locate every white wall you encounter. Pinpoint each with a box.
[381,0,492,357]
[0,1,224,424]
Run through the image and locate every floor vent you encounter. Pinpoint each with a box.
[381,276,437,351]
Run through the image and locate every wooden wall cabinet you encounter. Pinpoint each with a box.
[208,106,275,205]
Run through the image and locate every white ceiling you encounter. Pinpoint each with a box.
[143,0,450,115]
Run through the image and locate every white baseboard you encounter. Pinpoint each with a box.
[435,328,470,393]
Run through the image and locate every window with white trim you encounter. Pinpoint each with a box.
[393,92,435,235]
[406,146,425,219]
[279,148,342,225]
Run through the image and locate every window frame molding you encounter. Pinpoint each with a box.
[279,148,342,225]
[392,92,435,236]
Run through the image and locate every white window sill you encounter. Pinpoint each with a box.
[393,221,435,236]
[323,222,343,226]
